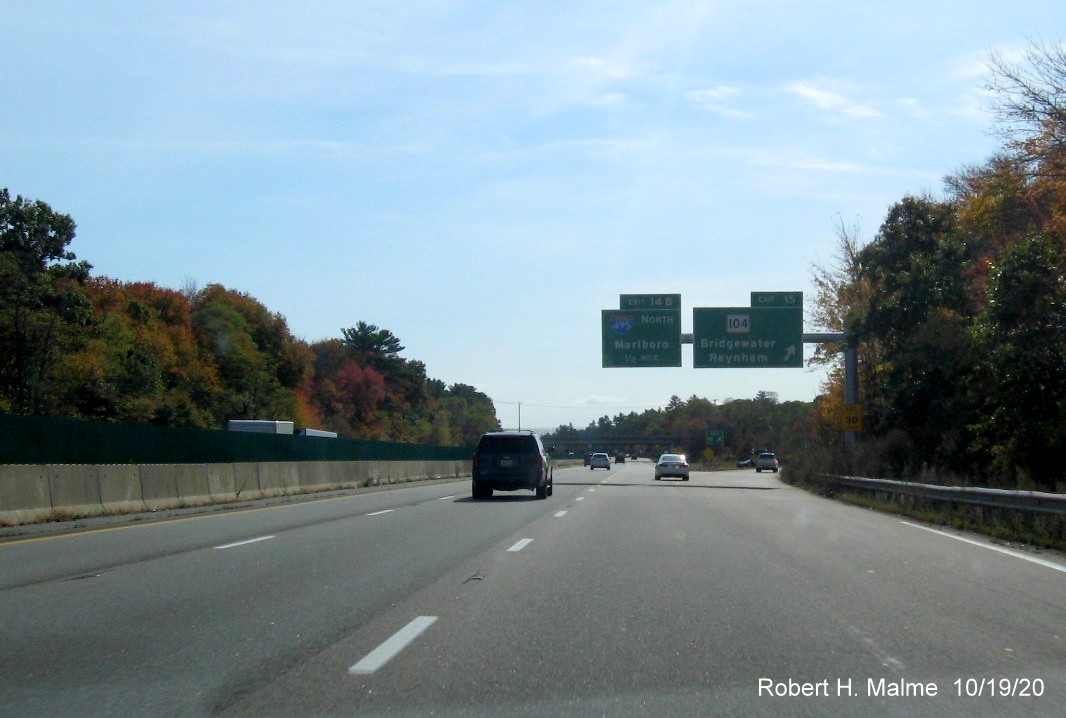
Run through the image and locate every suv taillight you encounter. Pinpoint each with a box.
[472,454,480,472]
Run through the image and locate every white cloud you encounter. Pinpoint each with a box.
[787,81,881,119]
[686,85,754,119]
[896,97,930,119]
[574,396,629,407]
[570,54,638,81]
[688,86,739,103]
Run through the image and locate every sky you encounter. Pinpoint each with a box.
[4,1,1064,431]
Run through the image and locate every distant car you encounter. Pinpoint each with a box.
[655,453,689,481]
[589,452,611,470]
[755,452,779,473]
[584,453,593,466]
[471,431,553,499]
[615,453,626,464]
[736,458,753,468]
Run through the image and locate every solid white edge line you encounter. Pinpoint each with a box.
[900,521,1066,573]
[214,535,275,550]
[507,538,533,552]
[348,616,438,675]
[554,511,567,518]
[366,509,395,516]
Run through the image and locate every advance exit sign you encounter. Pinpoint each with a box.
[601,309,682,367]
[692,307,803,368]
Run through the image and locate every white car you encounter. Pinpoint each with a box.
[655,453,689,481]
[589,452,611,470]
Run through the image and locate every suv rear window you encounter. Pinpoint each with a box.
[478,436,536,453]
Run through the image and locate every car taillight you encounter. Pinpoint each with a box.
[472,454,479,472]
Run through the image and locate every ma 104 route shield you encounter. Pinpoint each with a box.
[601,309,682,368]
[692,307,803,368]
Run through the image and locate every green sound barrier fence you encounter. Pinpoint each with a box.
[0,414,473,465]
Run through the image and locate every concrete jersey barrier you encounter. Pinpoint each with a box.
[0,459,472,526]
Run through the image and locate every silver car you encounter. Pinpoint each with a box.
[655,453,689,481]
[755,452,779,473]
[589,452,611,470]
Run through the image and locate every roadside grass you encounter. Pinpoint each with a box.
[829,490,1066,553]
[782,443,1066,553]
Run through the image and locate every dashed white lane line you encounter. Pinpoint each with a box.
[348,616,438,675]
[214,536,274,550]
[575,497,585,502]
[554,511,568,518]
[901,521,1066,574]
[367,509,395,516]
[438,495,455,500]
[588,488,596,492]
[507,538,533,552]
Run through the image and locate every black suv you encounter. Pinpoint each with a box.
[472,431,553,500]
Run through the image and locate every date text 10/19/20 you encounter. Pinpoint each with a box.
[758,677,1045,699]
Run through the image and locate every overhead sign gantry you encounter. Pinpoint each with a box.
[601,292,803,369]
[599,290,860,441]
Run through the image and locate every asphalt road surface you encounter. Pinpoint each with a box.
[2,460,1063,717]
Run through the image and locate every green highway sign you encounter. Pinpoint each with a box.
[620,294,682,311]
[602,309,682,367]
[692,307,803,368]
[706,430,725,446]
[751,291,802,308]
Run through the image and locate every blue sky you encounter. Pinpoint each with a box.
[4,1,1063,430]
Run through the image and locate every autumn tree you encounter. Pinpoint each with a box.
[438,383,500,446]
[988,41,1066,238]
[50,279,221,425]
[191,284,311,424]
[988,41,1066,172]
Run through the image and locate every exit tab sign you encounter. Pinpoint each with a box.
[751,291,802,308]
[620,294,681,311]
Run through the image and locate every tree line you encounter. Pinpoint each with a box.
[810,42,1066,491]
[544,391,818,466]
[0,196,498,445]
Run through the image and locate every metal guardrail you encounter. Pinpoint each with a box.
[828,475,1066,515]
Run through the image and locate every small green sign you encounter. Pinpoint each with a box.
[620,294,682,311]
[750,291,803,308]
[602,309,682,368]
[706,430,725,446]
[692,307,803,368]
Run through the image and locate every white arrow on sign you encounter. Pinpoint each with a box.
[783,345,796,362]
